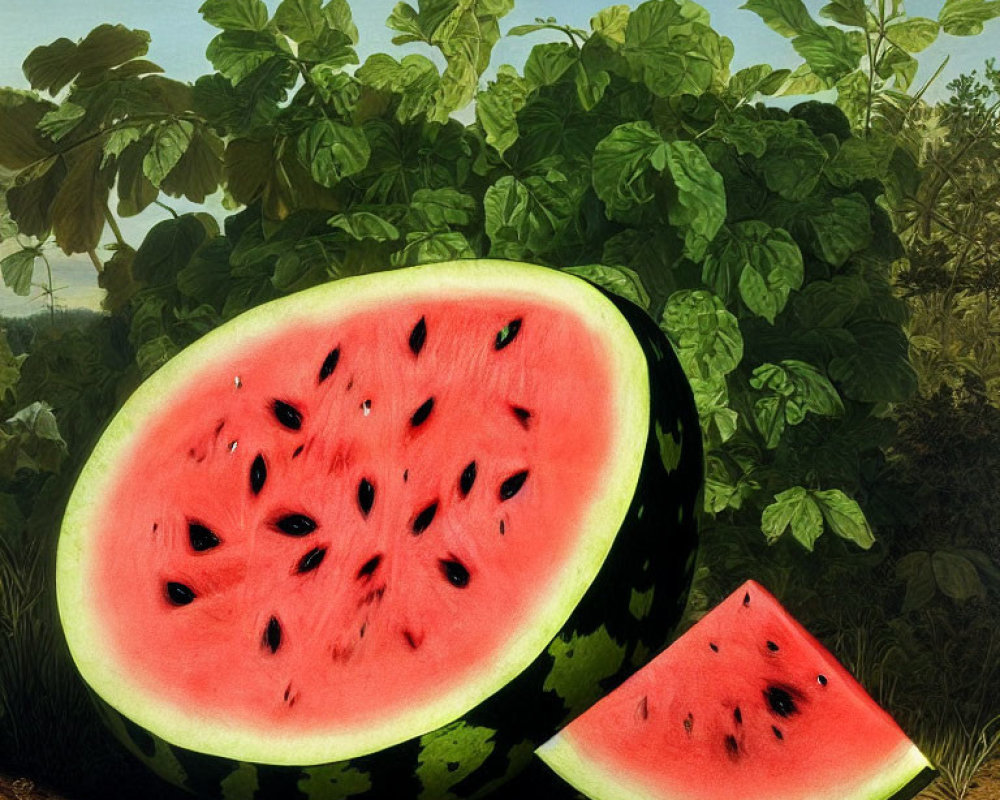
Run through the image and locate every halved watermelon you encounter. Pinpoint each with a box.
[537,580,934,800]
[56,260,702,798]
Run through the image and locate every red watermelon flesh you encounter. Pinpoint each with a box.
[537,580,933,800]
[57,261,656,767]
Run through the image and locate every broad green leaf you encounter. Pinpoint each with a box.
[160,127,225,203]
[132,214,212,286]
[938,0,1000,36]
[709,114,768,157]
[591,121,666,218]
[392,231,475,267]
[689,374,739,443]
[298,762,372,800]
[544,627,626,715]
[829,320,916,402]
[740,0,822,37]
[417,722,495,800]
[476,65,527,156]
[23,25,151,94]
[812,489,875,549]
[824,137,880,187]
[327,212,400,241]
[484,171,579,258]
[50,140,109,255]
[931,551,985,600]
[116,138,158,217]
[562,264,650,310]
[0,96,56,171]
[661,141,726,261]
[37,102,86,142]
[703,221,802,321]
[809,192,872,265]
[896,551,936,612]
[761,486,823,549]
[101,126,143,166]
[274,0,328,41]
[296,119,370,187]
[726,65,791,103]
[819,0,867,27]
[205,30,285,85]
[324,0,360,44]
[523,42,578,90]
[660,290,743,379]
[591,5,630,43]
[0,335,21,405]
[409,188,477,229]
[0,248,38,296]
[142,120,195,186]
[876,46,918,91]
[574,45,613,110]
[199,0,270,31]
[753,393,786,448]
[782,360,843,415]
[3,401,68,475]
[776,63,832,96]
[757,120,828,201]
[274,0,358,63]
[357,53,440,123]
[792,27,864,81]
[884,17,939,51]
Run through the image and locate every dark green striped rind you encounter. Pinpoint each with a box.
[96,286,703,800]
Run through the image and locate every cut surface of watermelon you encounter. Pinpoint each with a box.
[537,580,934,800]
[57,260,670,769]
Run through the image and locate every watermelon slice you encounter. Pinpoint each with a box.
[56,260,702,797]
[537,580,934,800]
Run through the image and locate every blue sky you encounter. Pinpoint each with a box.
[0,1,996,316]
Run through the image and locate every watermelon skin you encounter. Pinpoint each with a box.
[537,580,935,800]
[60,262,703,800]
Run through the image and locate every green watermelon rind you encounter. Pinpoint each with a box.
[59,261,641,762]
[537,732,933,800]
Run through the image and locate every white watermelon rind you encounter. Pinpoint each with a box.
[56,259,651,766]
[537,730,932,800]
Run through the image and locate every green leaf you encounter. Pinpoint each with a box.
[50,140,110,255]
[740,0,822,37]
[274,0,358,64]
[660,290,743,379]
[819,0,867,27]
[562,264,650,310]
[876,46,918,91]
[809,193,872,266]
[484,171,579,258]
[194,59,296,135]
[689,374,739,444]
[159,128,225,203]
[709,114,768,157]
[324,0,360,44]
[811,489,875,549]
[0,96,57,171]
[703,221,803,321]
[884,17,939,51]
[776,63,833,96]
[757,120,829,201]
[931,551,985,600]
[523,42,578,90]
[896,551,936,612]
[199,0,270,31]
[761,486,824,549]
[824,137,880,187]
[356,53,440,123]
[391,231,475,267]
[829,320,916,402]
[792,27,865,81]
[327,212,400,242]
[753,393,787,448]
[37,102,86,142]
[296,119,370,188]
[0,335,21,406]
[0,248,38,296]
[132,214,212,286]
[142,120,195,186]
[591,121,666,218]
[574,52,612,111]
[23,25,151,94]
[591,5,630,44]
[205,30,285,85]
[3,401,68,475]
[101,126,144,167]
[409,188,477,229]
[938,0,1000,36]
[476,65,528,156]
[661,141,726,261]
[726,65,792,104]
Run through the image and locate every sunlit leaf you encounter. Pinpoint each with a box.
[762,486,823,549]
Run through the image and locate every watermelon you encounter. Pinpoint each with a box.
[537,580,934,800]
[56,260,702,798]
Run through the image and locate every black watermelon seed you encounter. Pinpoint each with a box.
[764,686,798,718]
[273,400,303,430]
[683,713,694,734]
[297,547,327,574]
[818,674,828,686]
[724,735,739,758]
[499,470,529,501]
[637,696,649,721]
[494,318,522,350]
[403,469,408,482]
[188,522,220,552]
[357,554,382,580]
[250,454,267,495]
[499,519,505,535]
[766,640,779,652]
[511,405,531,427]
[403,630,420,650]
[410,397,434,427]
[318,347,340,382]
[734,707,742,724]
[743,592,751,606]
[459,461,477,496]
[274,514,317,537]
[264,617,282,653]
[709,642,719,652]
[409,317,427,355]
[439,558,470,588]
[358,478,375,516]
[773,725,784,740]
[412,502,438,534]
[166,582,196,606]
[292,445,304,459]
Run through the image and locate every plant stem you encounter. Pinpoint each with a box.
[103,203,127,250]
[39,252,55,325]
